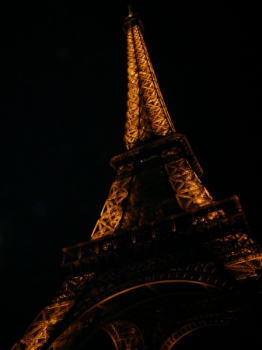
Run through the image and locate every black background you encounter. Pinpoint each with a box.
[2,1,261,348]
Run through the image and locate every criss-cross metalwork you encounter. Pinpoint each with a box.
[164,157,213,210]
[104,321,145,350]
[11,274,93,350]
[11,10,262,350]
[124,18,175,150]
[161,315,235,350]
[91,177,132,239]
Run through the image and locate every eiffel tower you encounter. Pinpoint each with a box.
[12,7,262,350]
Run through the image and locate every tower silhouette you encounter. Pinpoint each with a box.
[12,8,262,350]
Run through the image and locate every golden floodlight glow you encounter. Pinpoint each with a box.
[124,22,175,150]
[91,177,132,239]
[12,9,262,350]
[164,158,213,210]
[91,16,213,240]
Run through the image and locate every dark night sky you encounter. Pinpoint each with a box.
[1,1,261,348]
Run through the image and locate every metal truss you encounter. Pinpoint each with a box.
[11,274,93,350]
[63,196,262,281]
[124,20,175,150]
[104,321,145,350]
[225,253,262,280]
[91,177,132,239]
[90,142,212,241]
[199,203,262,280]
[164,157,213,210]
[12,11,262,350]
[15,215,238,350]
[38,252,236,349]
[160,315,235,350]
[11,302,74,350]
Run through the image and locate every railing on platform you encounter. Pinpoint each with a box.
[62,196,261,279]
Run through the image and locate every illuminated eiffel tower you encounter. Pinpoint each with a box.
[12,7,262,350]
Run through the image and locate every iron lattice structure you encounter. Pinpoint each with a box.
[12,10,262,350]
[123,15,175,150]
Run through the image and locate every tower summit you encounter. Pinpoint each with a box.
[123,9,175,150]
[12,8,262,350]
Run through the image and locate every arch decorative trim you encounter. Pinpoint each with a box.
[161,316,235,350]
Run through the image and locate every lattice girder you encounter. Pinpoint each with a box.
[164,157,213,210]
[91,138,213,240]
[14,194,262,349]
[160,315,235,350]
[225,253,262,280]
[39,258,236,349]
[91,177,132,239]
[104,321,145,350]
[124,19,175,149]
[11,10,262,350]
[12,274,93,350]
[14,301,74,350]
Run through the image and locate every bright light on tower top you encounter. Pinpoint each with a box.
[127,4,134,18]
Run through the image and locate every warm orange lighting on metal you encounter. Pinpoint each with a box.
[16,301,74,350]
[91,20,212,240]
[161,317,233,350]
[124,22,175,150]
[11,9,262,350]
[164,158,213,210]
[104,321,145,349]
[11,274,93,350]
[91,177,132,239]
[225,250,262,280]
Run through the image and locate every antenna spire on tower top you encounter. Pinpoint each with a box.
[127,4,134,17]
